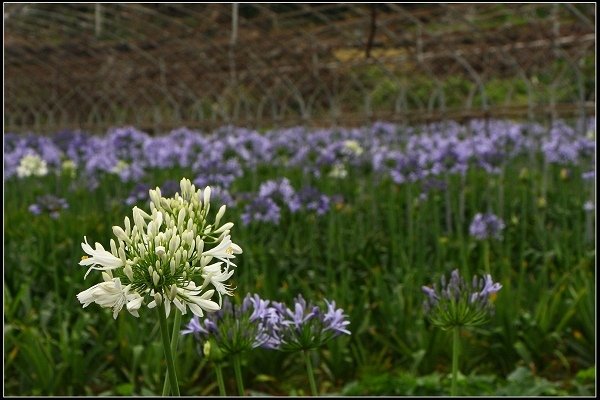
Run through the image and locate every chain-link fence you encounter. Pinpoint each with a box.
[4,3,596,134]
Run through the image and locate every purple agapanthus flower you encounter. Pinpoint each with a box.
[241,197,281,225]
[258,178,301,212]
[296,186,331,215]
[582,171,595,181]
[422,269,502,329]
[469,213,505,240]
[125,183,152,206]
[323,300,351,336]
[181,293,281,355]
[28,195,69,219]
[273,294,351,351]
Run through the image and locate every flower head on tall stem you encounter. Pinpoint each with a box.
[422,269,502,330]
[181,293,280,356]
[272,294,351,352]
[76,177,242,319]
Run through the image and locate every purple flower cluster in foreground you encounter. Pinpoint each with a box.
[469,213,505,240]
[422,269,502,329]
[28,195,69,219]
[182,293,350,355]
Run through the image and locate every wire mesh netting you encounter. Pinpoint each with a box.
[4,3,596,134]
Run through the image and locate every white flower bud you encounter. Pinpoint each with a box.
[214,222,234,234]
[138,243,147,258]
[124,264,134,281]
[112,226,129,242]
[169,284,178,301]
[180,178,192,200]
[155,246,166,258]
[203,186,211,208]
[164,229,172,244]
[133,207,147,232]
[164,213,172,228]
[214,205,226,227]
[169,234,181,254]
[118,247,127,263]
[110,239,118,257]
[170,259,176,275]
[124,216,131,237]
[152,270,160,287]
[102,271,112,282]
[174,250,182,269]
[160,197,172,213]
[196,237,204,254]
[177,208,186,230]
[146,221,155,238]
[149,188,161,207]
[155,211,163,231]
[216,230,230,242]
[138,208,151,220]
[182,230,193,246]
[154,292,163,306]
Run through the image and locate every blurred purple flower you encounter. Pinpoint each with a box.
[241,197,281,225]
[469,213,505,240]
[125,183,151,206]
[28,195,69,219]
[297,186,331,215]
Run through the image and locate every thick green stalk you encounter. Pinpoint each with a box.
[215,363,227,396]
[157,304,180,396]
[162,310,182,395]
[303,350,318,396]
[232,354,245,396]
[451,326,460,396]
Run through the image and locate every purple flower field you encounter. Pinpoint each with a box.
[4,118,596,396]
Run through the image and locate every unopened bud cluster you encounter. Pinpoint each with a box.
[422,269,502,330]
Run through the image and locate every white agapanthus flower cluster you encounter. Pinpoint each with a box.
[342,140,364,157]
[76,178,242,319]
[328,163,348,179]
[16,153,49,178]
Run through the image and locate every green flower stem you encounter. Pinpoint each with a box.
[483,240,491,274]
[157,304,180,396]
[162,310,182,396]
[215,362,227,396]
[303,350,318,396]
[451,326,460,397]
[232,354,245,396]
